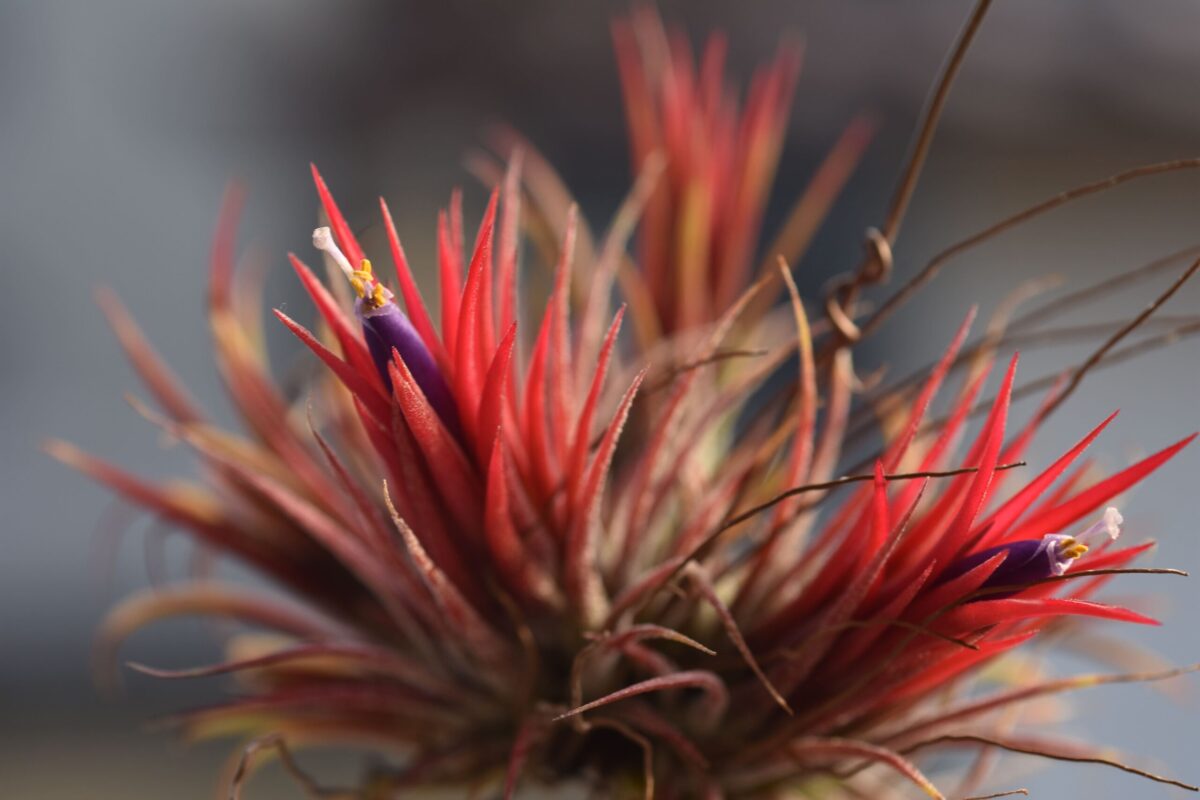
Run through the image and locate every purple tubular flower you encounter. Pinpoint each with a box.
[941,507,1124,596]
[358,299,459,432]
[313,226,461,435]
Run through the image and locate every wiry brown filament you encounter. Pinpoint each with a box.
[857,307,1200,461]
[228,733,344,800]
[856,158,1200,346]
[719,463,1026,537]
[1041,255,1200,419]
[626,463,1024,628]
[969,568,1188,601]
[823,0,994,348]
[904,734,1199,792]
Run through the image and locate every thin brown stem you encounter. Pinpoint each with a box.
[827,0,994,349]
[848,316,1200,465]
[905,734,1199,792]
[228,734,342,800]
[880,0,993,245]
[1012,242,1200,329]
[967,568,1188,602]
[856,313,1197,428]
[718,462,1026,536]
[858,158,1200,345]
[1040,255,1200,418]
[624,463,1024,625]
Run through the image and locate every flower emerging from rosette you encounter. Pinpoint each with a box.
[51,166,1197,799]
[49,6,1200,800]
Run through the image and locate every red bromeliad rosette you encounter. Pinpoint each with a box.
[49,5,1200,800]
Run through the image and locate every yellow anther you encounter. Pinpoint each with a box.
[369,282,387,307]
[1058,538,1089,560]
[349,259,387,307]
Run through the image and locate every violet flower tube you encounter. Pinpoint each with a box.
[942,507,1124,596]
[313,227,459,434]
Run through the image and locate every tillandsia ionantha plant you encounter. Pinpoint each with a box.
[48,2,1200,798]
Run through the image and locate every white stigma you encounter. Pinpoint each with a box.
[1076,506,1123,548]
[1042,507,1124,577]
[313,226,356,280]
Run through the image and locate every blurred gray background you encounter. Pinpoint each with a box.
[2,0,1199,797]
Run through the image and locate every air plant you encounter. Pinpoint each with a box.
[49,3,1200,799]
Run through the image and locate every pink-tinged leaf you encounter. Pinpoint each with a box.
[906,553,1009,623]
[307,420,390,549]
[387,354,482,539]
[503,717,538,800]
[816,564,936,675]
[880,632,1038,710]
[476,323,519,467]
[776,477,928,698]
[555,670,728,725]
[937,353,1019,559]
[522,291,560,497]
[886,309,977,469]
[565,368,647,625]
[739,264,817,597]
[176,680,461,736]
[454,190,500,406]
[210,310,360,521]
[48,441,250,552]
[216,455,413,626]
[744,114,874,327]
[565,369,646,626]
[484,437,561,609]
[788,738,944,800]
[685,563,791,714]
[979,386,1052,525]
[129,643,458,698]
[975,411,1118,546]
[1025,458,1093,521]
[497,151,524,338]
[937,597,1159,635]
[614,703,709,769]
[888,365,995,578]
[97,584,341,688]
[207,182,245,312]
[1077,540,1157,572]
[274,309,389,424]
[777,266,818,503]
[769,346,854,579]
[570,623,718,713]
[381,407,477,599]
[547,207,578,460]
[867,461,891,554]
[604,557,687,628]
[95,288,203,424]
[303,437,442,656]
[576,154,663,383]
[567,307,625,496]
[287,254,378,380]
[382,486,510,665]
[437,207,463,360]
[379,197,447,368]
[1008,433,1196,542]
[619,275,770,566]
[310,164,364,268]
[449,188,466,267]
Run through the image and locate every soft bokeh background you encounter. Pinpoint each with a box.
[2,0,1198,797]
